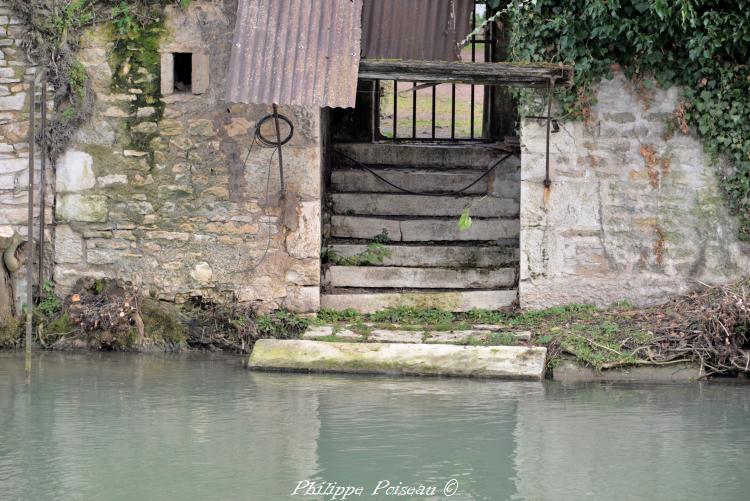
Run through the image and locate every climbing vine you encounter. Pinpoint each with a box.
[9,0,189,159]
[503,0,750,239]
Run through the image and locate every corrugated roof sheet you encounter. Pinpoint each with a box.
[361,0,474,62]
[227,0,363,108]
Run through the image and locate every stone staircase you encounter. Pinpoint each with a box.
[322,142,520,313]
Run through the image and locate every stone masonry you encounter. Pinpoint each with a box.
[2,0,322,313]
[0,0,53,310]
[520,71,750,308]
[3,0,749,316]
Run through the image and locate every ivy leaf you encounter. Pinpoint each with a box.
[458,208,473,231]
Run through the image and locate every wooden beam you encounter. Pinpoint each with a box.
[358,59,573,88]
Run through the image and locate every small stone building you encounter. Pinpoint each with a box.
[0,0,747,318]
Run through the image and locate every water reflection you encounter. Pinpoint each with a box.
[1,353,749,501]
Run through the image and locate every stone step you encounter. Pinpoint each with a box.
[248,339,546,380]
[326,244,518,268]
[324,266,515,289]
[334,142,520,170]
[330,167,491,194]
[330,215,519,241]
[320,290,517,313]
[330,193,518,218]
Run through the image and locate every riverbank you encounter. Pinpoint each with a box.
[1,278,748,380]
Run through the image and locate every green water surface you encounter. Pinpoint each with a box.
[0,352,748,500]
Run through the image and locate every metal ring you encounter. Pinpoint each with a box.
[256,113,294,146]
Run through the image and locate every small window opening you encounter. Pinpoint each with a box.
[173,53,192,93]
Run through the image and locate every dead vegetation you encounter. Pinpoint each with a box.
[631,279,750,375]
[535,279,750,376]
[0,278,308,353]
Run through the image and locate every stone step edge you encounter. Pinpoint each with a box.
[323,266,516,289]
[248,339,546,380]
[303,325,532,344]
[322,240,520,270]
[320,290,517,313]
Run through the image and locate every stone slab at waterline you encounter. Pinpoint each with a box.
[248,339,547,380]
[552,360,702,382]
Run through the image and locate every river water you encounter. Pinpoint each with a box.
[0,352,748,501]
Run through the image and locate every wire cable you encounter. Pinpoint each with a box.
[236,110,294,275]
[332,149,515,197]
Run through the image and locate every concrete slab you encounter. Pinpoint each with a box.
[321,290,518,313]
[327,244,518,268]
[331,193,518,218]
[324,266,515,289]
[552,360,703,382]
[248,339,547,380]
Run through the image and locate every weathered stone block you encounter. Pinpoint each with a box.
[0,171,14,189]
[86,248,121,265]
[286,200,320,259]
[190,261,213,284]
[283,286,320,312]
[0,91,23,110]
[56,194,108,222]
[54,225,83,264]
[56,150,95,192]
[160,52,174,96]
[98,174,127,187]
[188,118,214,136]
[0,156,25,174]
[192,53,209,95]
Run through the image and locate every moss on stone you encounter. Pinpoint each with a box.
[0,316,21,349]
[140,298,187,345]
[108,10,167,166]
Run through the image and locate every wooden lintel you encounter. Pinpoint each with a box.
[358,59,573,88]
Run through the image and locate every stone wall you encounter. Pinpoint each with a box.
[1,0,322,313]
[519,71,750,308]
[0,0,52,311]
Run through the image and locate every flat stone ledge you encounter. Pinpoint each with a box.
[552,360,703,383]
[368,329,423,343]
[302,326,364,341]
[321,290,517,313]
[248,339,547,380]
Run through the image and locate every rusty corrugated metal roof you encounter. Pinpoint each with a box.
[361,0,474,62]
[227,0,363,108]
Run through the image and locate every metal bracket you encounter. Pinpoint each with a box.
[543,77,557,189]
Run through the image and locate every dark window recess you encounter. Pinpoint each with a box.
[173,53,192,93]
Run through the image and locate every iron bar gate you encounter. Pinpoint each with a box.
[375,0,496,142]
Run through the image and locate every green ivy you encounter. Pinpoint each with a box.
[506,0,750,239]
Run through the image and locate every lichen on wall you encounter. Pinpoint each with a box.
[519,71,750,308]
